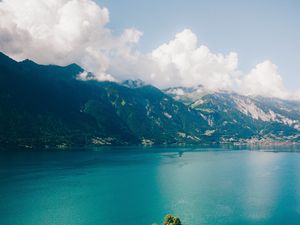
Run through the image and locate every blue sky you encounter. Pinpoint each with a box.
[98,0,300,90]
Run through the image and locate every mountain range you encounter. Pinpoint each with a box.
[0,52,299,149]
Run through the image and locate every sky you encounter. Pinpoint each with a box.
[0,0,299,99]
[98,0,300,90]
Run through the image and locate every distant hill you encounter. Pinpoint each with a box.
[165,86,300,144]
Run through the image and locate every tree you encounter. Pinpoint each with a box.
[152,214,181,225]
[164,214,182,225]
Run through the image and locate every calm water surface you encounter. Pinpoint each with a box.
[1,147,300,225]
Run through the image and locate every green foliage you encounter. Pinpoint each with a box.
[164,214,182,225]
[152,214,182,225]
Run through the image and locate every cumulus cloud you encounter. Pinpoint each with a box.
[0,0,141,80]
[240,61,287,98]
[150,29,239,89]
[110,29,240,90]
[0,0,298,100]
[240,60,300,100]
[108,29,300,100]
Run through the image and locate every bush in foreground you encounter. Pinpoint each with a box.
[152,214,182,225]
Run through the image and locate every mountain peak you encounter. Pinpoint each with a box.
[64,63,84,72]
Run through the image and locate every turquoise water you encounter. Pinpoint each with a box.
[1,147,300,225]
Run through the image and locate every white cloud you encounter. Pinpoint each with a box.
[110,29,240,90]
[0,0,299,100]
[240,60,287,98]
[0,0,140,81]
[240,60,300,100]
[150,29,239,89]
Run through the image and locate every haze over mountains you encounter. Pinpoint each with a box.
[0,52,300,149]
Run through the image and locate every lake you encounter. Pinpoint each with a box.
[1,147,300,225]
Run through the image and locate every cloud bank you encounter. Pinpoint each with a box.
[0,0,298,100]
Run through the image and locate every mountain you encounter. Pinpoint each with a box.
[1,52,300,149]
[164,86,300,144]
[0,52,210,149]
